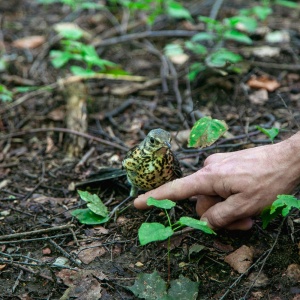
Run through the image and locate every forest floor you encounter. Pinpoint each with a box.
[0,0,300,299]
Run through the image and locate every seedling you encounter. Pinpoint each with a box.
[36,0,104,11]
[50,27,126,76]
[261,194,300,229]
[109,0,192,24]
[256,126,279,143]
[138,197,215,246]
[0,84,13,102]
[71,190,109,224]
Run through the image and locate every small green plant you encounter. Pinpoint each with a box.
[128,270,199,300]
[138,197,215,246]
[109,0,192,24]
[71,190,109,224]
[256,126,279,142]
[50,27,126,76]
[36,0,104,11]
[261,194,300,228]
[0,84,13,102]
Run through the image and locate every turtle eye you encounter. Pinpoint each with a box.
[149,137,155,144]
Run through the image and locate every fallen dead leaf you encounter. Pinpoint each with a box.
[247,272,269,287]
[47,107,65,121]
[12,36,45,49]
[42,248,51,255]
[247,75,280,92]
[251,46,280,58]
[249,89,269,105]
[213,240,234,253]
[0,264,6,271]
[56,269,106,300]
[286,264,300,283]
[77,242,106,264]
[169,53,189,65]
[224,245,253,273]
[135,261,144,267]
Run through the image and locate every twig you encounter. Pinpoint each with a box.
[12,252,30,293]
[93,30,198,47]
[0,127,128,151]
[0,233,73,245]
[209,0,224,19]
[242,222,284,299]
[12,264,53,282]
[0,74,146,115]
[75,147,96,170]
[22,161,45,201]
[277,93,300,129]
[247,60,300,70]
[0,224,75,241]
[49,239,81,267]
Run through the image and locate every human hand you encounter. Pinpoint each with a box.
[134,133,300,230]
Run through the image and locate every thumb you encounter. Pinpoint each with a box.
[200,194,254,230]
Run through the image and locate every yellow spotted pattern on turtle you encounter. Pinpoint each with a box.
[122,128,182,197]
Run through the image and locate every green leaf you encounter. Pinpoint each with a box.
[261,194,300,228]
[192,32,215,42]
[198,16,219,25]
[205,49,242,68]
[275,0,300,8]
[128,270,167,300]
[78,190,108,217]
[240,6,273,20]
[226,16,258,33]
[50,50,73,68]
[178,217,216,234]
[71,208,109,225]
[256,126,279,142]
[167,275,199,300]
[70,66,96,76]
[188,62,206,81]
[147,197,176,210]
[56,27,84,40]
[270,195,300,216]
[167,2,192,20]
[164,44,184,56]
[185,41,207,55]
[224,30,253,44]
[138,223,174,245]
[188,116,228,148]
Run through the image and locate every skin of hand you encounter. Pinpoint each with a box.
[134,132,300,230]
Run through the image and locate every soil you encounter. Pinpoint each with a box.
[0,1,300,299]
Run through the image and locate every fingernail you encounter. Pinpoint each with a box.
[200,217,215,230]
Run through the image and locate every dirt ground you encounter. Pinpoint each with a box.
[0,0,300,299]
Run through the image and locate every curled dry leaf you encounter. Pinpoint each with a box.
[12,36,45,49]
[224,245,254,274]
[247,75,280,92]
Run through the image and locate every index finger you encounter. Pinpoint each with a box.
[134,169,216,209]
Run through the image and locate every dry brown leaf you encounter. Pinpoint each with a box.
[249,89,269,105]
[56,269,106,300]
[77,242,106,264]
[12,36,45,49]
[247,272,269,287]
[286,264,300,283]
[0,264,6,271]
[224,245,253,273]
[42,248,51,255]
[247,75,280,92]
